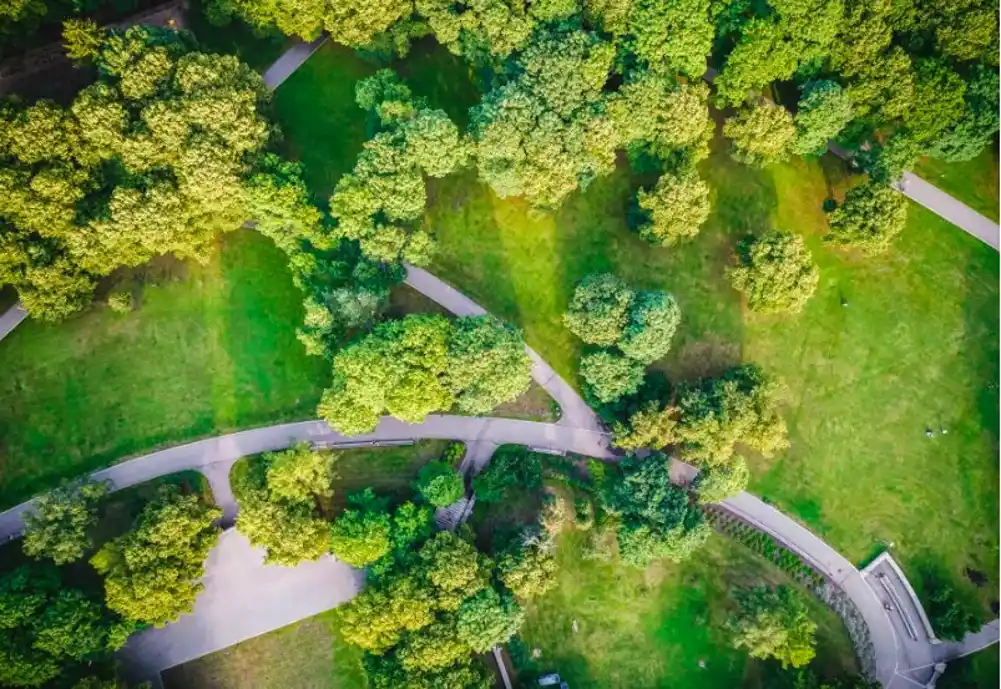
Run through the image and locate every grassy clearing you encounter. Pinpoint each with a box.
[162,609,366,689]
[230,440,453,516]
[0,230,328,509]
[913,145,999,223]
[274,40,999,614]
[516,531,858,689]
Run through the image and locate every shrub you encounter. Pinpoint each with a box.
[727,231,820,314]
[106,291,133,314]
[23,480,108,565]
[415,461,465,507]
[695,456,750,504]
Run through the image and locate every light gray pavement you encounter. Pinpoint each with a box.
[897,172,999,250]
[405,264,602,432]
[0,301,26,343]
[119,528,365,683]
[261,35,328,90]
[0,415,614,542]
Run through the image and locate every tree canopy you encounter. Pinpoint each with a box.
[318,314,532,435]
[0,26,318,320]
[728,585,817,668]
[727,231,820,314]
[825,180,908,255]
[90,485,221,626]
[23,480,108,565]
[415,461,466,507]
[724,100,797,167]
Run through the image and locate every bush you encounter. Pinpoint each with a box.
[415,461,465,507]
[23,480,108,565]
[727,231,819,314]
[106,291,133,314]
[927,586,983,642]
[472,446,543,503]
[695,457,750,504]
[634,169,711,246]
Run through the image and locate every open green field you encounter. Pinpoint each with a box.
[914,145,1000,223]
[516,531,858,688]
[162,609,366,689]
[0,230,328,509]
[273,41,1000,614]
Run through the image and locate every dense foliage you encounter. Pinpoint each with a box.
[727,231,820,314]
[0,26,318,320]
[23,480,108,564]
[825,180,909,254]
[0,564,131,687]
[601,453,710,567]
[415,460,465,507]
[329,489,394,567]
[318,314,532,434]
[90,485,221,626]
[235,444,335,566]
[634,169,712,246]
[728,585,817,668]
[694,455,750,503]
[472,445,543,503]
[926,585,983,641]
[724,100,798,167]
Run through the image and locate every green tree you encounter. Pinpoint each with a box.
[472,446,543,503]
[237,493,331,566]
[329,490,393,567]
[415,0,535,59]
[724,101,797,167]
[23,480,108,564]
[416,531,491,611]
[618,290,681,364]
[563,273,633,347]
[471,27,618,209]
[338,574,436,652]
[925,65,1000,162]
[728,585,817,668]
[498,538,559,600]
[675,364,789,467]
[634,169,712,246]
[792,80,853,155]
[858,131,921,184]
[727,231,819,314]
[825,180,908,255]
[456,588,524,652]
[0,565,131,687]
[447,315,533,415]
[264,443,336,505]
[415,461,465,507]
[90,485,221,626]
[902,58,966,144]
[612,400,678,450]
[694,456,750,503]
[580,350,646,404]
[62,18,103,63]
[629,0,714,77]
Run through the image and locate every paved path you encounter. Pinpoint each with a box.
[261,35,328,90]
[0,416,613,541]
[119,529,364,686]
[897,173,999,249]
[0,301,26,343]
[405,265,601,431]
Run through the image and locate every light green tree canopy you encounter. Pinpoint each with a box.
[675,363,789,467]
[695,456,750,503]
[23,480,108,565]
[724,100,797,167]
[264,442,337,505]
[471,27,618,209]
[564,273,633,347]
[728,585,817,668]
[456,587,524,652]
[825,180,908,255]
[318,313,531,435]
[727,231,820,314]
[329,489,393,567]
[90,485,221,626]
[634,168,712,246]
[580,350,646,404]
[498,539,559,600]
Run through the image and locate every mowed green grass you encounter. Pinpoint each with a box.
[0,230,328,508]
[162,609,366,689]
[274,43,999,614]
[517,531,858,688]
[913,144,1000,222]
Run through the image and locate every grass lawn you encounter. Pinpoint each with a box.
[515,531,858,689]
[274,42,999,616]
[938,645,1000,689]
[162,609,366,689]
[0,229,328,509]
[913,145,1000,223]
